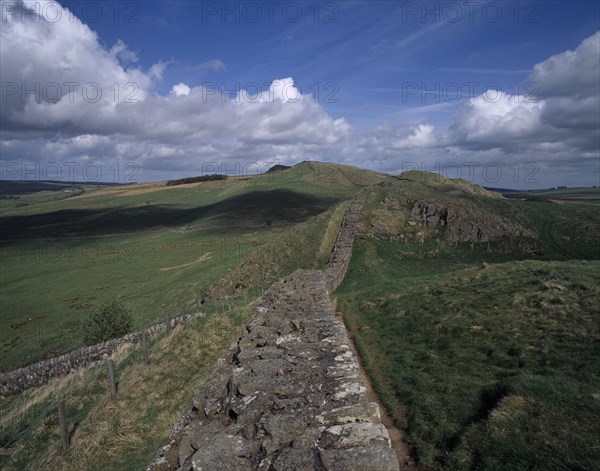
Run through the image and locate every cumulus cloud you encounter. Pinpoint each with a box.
[530,31,600,98]
[109,40,139,64]
[0,0,348,175]
[171,83,191,96]
[449,92,546,146]
[393,124,436,149]
[447,32,600,157]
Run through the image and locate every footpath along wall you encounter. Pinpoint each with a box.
[147,188,400,471]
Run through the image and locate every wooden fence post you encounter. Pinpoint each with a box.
[141,332,149,364]
[108,360,117,397]
[58,400,69,451]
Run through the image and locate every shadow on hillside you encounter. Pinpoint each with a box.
[0,189,341,241]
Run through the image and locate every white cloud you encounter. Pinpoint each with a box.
[450,92,546,145]
[171,83,191,96]
[109,40,139,64]
[393,124,436,149]
[446,32,600,156]
[529,31,600,98]
[0,0,344,165]
[200,59,226,72]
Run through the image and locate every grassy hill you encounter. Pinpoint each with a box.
[1,165,598,471]
[336,172,600,470]
[0,162,383,371]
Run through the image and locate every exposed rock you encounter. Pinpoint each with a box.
[410,199,532,243]
[319,446,400,471]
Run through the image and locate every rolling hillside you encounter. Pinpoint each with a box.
[0,162,383,371]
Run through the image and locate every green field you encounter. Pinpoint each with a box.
[336,176,600,470]
[0,162,382,371]
[505,186,600,202]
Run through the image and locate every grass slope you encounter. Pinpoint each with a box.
[0,306,253,471]
[336,173,600,470]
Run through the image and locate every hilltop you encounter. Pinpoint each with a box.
[397,170,503,199]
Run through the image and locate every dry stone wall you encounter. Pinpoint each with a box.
[324,188,368,291]
[148,188,400,471]
[0,313,201,396]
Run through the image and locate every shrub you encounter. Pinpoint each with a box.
[83,300,134,345]
[165,174,228,186]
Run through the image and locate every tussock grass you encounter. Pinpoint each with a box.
[339,257,600,470]
[0,305,254,471]
[203,199,350,301]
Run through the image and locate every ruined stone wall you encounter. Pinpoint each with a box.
[323,188,369,292]
[0,313,202,396]
[147,270,398,471]
[147,187,400,471]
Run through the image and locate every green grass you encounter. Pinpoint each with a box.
[336,177,600,470]
[340,259,600,470]
[0,162,380,371]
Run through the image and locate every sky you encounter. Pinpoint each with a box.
[0,0,599,188]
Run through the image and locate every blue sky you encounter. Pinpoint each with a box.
[1,0,599,187]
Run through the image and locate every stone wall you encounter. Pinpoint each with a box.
[0,313,202,396]
[324,188,368,292]
[147,187,400,471]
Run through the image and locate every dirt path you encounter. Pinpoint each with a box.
[332,298,420,471]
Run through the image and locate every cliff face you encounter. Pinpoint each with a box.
[409,199,527,242]
[147,188,400,471]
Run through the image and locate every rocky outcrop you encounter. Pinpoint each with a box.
[0,313,202,396]
[410,202,449,228]
[147,188,400,471]
[410,200,530,242]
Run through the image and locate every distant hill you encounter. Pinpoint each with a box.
[0,180,123,196]
[265,164,291,173]
[165,174,227,186]
[503,186,599,202]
